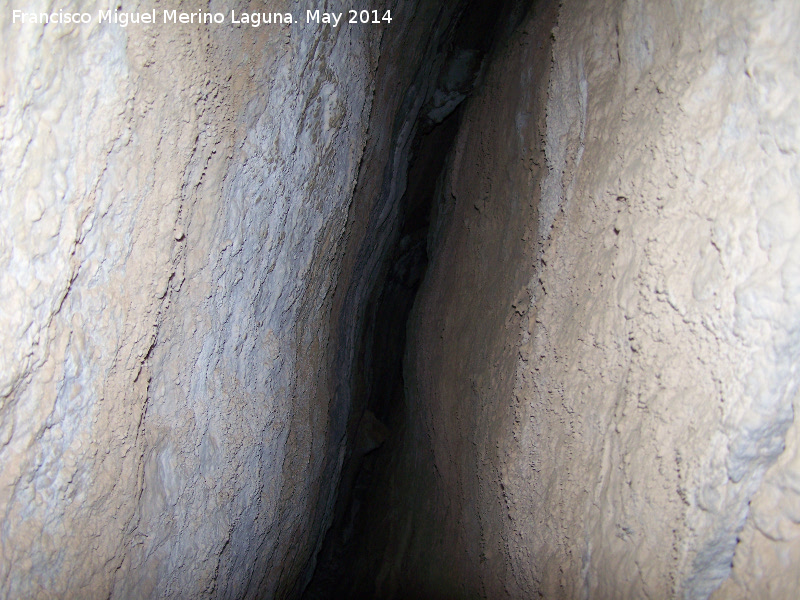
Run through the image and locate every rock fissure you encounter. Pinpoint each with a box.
[2,0,800,599]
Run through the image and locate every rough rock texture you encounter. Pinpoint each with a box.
[0,0,388,597]
[345,0,800,598]
[3,0,800,598]
[507,1,800,596]
[300,1,530,596]
[293,0,468,592]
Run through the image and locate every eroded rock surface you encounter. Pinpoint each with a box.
[0,1,388,597]
[2,0,800,598]
[340,0,800,598]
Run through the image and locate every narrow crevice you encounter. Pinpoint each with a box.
[301,3,525,597]
[302,104,463,600]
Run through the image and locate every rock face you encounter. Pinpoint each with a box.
[2,0,800,598]
[333,0,800,598]
[0,0,389,597]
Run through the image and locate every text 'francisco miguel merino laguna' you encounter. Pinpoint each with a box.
[12,9,393,28]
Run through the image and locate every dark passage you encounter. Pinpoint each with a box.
[302,110,459,599]
[301,2,524,597]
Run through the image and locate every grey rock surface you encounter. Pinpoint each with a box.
[2,0,800,598]
[0,1,385,597]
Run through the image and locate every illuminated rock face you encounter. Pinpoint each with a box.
[377,1,800,598]
[0,0,391,597]
[1,0,800,599]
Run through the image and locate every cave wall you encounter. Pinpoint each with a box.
[0,1,390,597]
[511,1,800,596]
[3,0,800,598]
[384,0,800,598]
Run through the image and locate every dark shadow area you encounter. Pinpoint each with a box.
[301,2,525,597]
[301,106,461,600]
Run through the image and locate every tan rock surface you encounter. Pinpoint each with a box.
[2,0,800,598]
[0,1,385,597]
[359,0,800,598]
